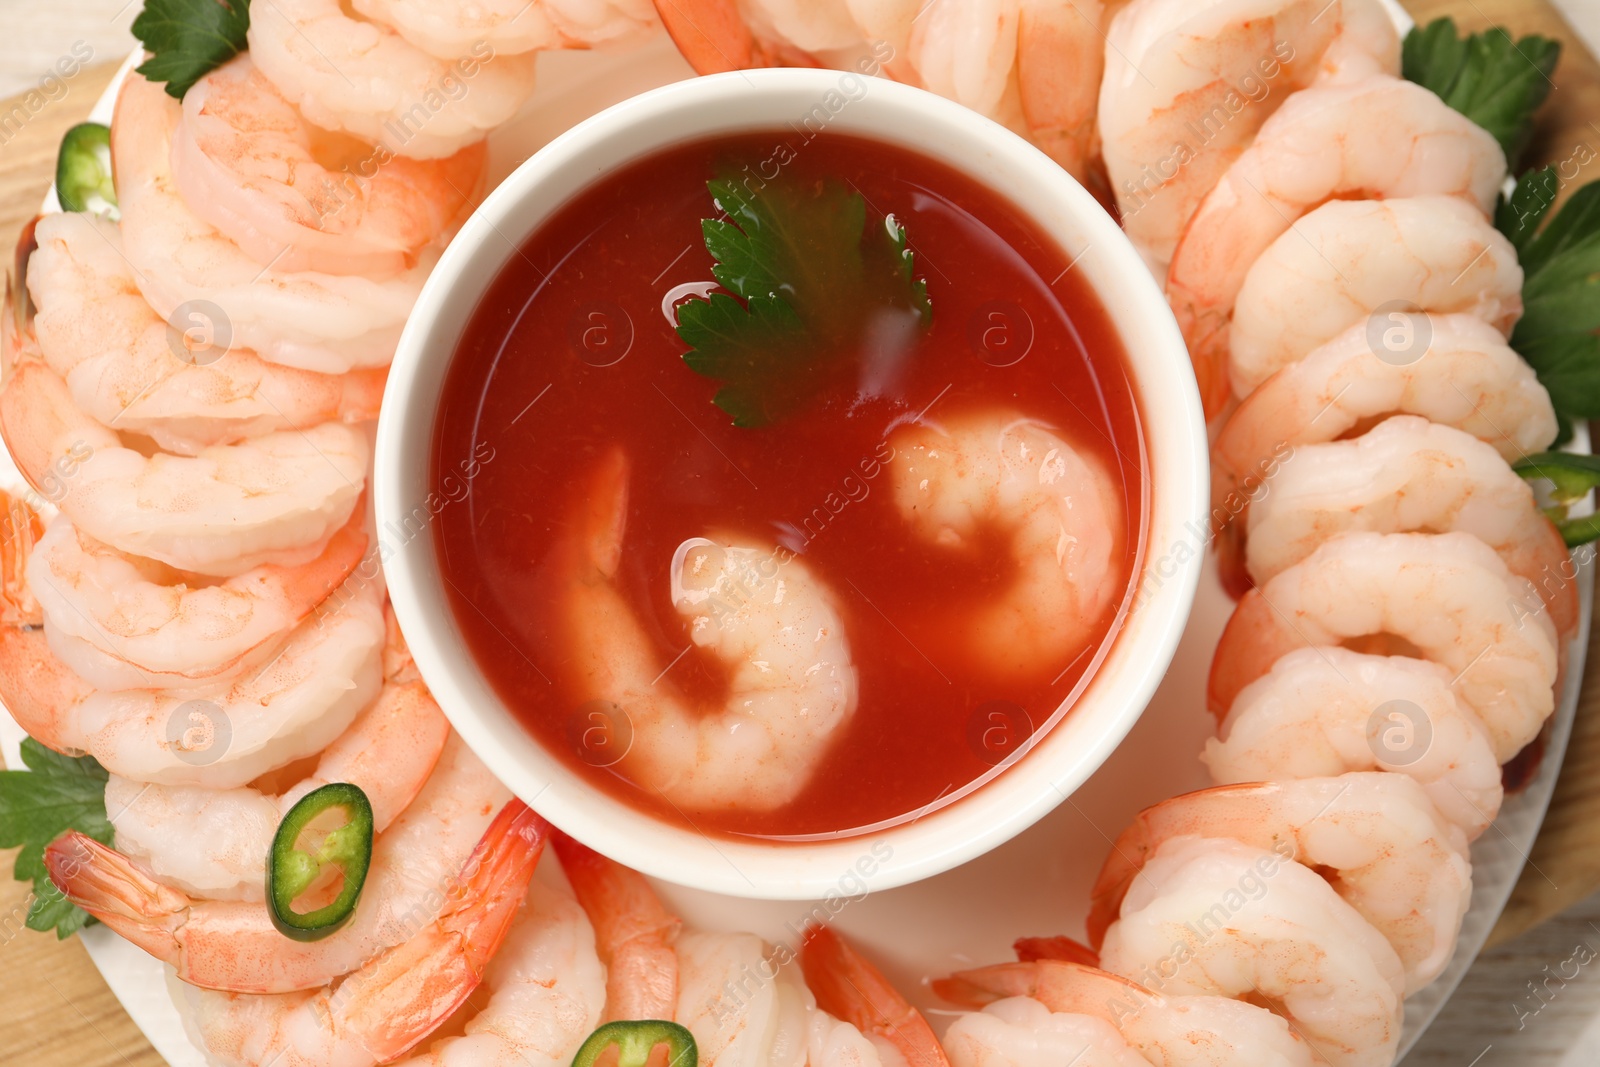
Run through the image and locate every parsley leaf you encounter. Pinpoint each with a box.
[1508,180,1600,422]
[133,0,251,100]
[1402,17,1560,169]
[677,171,932,427]
[0,738,113,939]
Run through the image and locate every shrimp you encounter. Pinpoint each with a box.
[1228,196,1524,397]
[0,354,368,578]
[1207,531,1559,763]
[352,0,660,58]
[1203,648,1504,838]
[47,735,517,993]
[888,410,1123,679]
[943,996,1149,1067]
[106,677,450,901]
[246,0,540,160]
[1167,75,1505,416]
[1242,416,1577,636]
[1097,836,1404,1067]
[0,577,386,789]
[654,0,858,72]
[1211,313,1557,522]
[27,514,365,691]
[185,875,606,1067]
[937,961,1315,1067]
[27,212,386,454]
[1098,0,1399,271]
[800,925,950,1067]
[1085,773,1472,993]
[551,833,680,1021]
[113,72,433,372]
[556,449,858,812]
[172,55,486,277]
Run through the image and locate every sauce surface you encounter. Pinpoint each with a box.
[432,130,1146,837]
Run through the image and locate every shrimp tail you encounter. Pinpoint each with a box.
[46,831,188,961]
[651,0,822,74]
[930,962,1041,1009]
[799,925,949,1067]
[1012,935,1099,966]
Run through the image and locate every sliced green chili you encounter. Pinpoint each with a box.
[571,1021,697,1067]
[266,782,373,942]
[56,123,118,218]
[1514,452,1600,547]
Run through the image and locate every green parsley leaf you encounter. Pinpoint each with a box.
[1507,179,1600,431]
[1515,452,1600,546]
[1495,166,1557,257]
[677,170,932,427]
[1402,17,1560,169]
[133,0,251,100]
[0,738,113,939]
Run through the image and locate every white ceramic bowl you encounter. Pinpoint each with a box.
[377,68,1207,899]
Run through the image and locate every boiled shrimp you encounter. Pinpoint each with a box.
[27,514,365,690]
[888,410,1123,679]
[1204,647,1504,838]
[937,960,1315,1067]
[106,677,449,901]
[113,72,433,372]
[47,735,516,993]
[0,353,368,578]
[556,449,858,812]
[1167,75,1505,416]
[800,925,950,1067]
[1208,531,1559,763]
[1097,835,1403,1067]
[246,0,540,160]
[1242,416,1577,636]
[172,55,486,277]
[943,995,1149,1067]
[1085,772,1472,992]
[1229,195,1523,397]
[353,0,660,58]
[27,212,385,453]
[1099,0,1399,270]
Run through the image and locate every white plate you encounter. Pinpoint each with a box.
[0,24,1590,1067]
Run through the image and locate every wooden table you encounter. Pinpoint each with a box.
[3,1,1600,1064]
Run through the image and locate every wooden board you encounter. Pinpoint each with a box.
[0,3,1597,1062]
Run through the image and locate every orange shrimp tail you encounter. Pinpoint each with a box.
[0,628,94,751]
[552,832,681,1022]
[1206,591,1298,721]
[341,799,549,1063]
[931,962,1042,1009]
[277,506,371,613]
[45,831,187,961]
[799,925,949,1067]
[1012,935,1099,966]
[0,488,43,627]
[653,0,761,73]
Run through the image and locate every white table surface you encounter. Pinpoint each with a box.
[3,2,1600,1064]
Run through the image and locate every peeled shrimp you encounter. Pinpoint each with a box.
[1097,835,1404,1067]
[27,212,385,454]
[27,514,365,690]
[1229,195,1524,396]
[106,676,449,901]
[656,0,862,71]
[1204,647,1504,837]
[943,996,1148,1067]
[1099,0,1399,270]
[114,72,433,372]
[1167,75,1505,416]
[1086,772,1472,992]
[800,925,950,1067]
[1211,313,1557,519]
[246,0,540,160]
[353,0,660,57]
[0,354,368,578]
[1208,531,1559,763]
[937,961,1314,1067]
[0,577,385,788]
[1243,416,1577,635]
[888,410,1122,679]
[48,735,515,993]
[556,449,858,812]
[173,55,486,277]
[186,875,606,1067]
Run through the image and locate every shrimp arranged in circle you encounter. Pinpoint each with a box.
[1097,835,1404,1067]
[172,55,486,277]
[1167,75,1505,416]
[354,0,660,58]
[1208,531,1559,763]
[1204,648,1505,838]
[888,409,1123,680]
[555,449,858,812]
[27,212,386,454]
[1228,196,1523,397]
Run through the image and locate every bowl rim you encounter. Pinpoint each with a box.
[376,66,1209,899]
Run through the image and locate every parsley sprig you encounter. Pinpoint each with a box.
[133,0,252,100]
[0,739,113,939]
[676,172,931,427]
